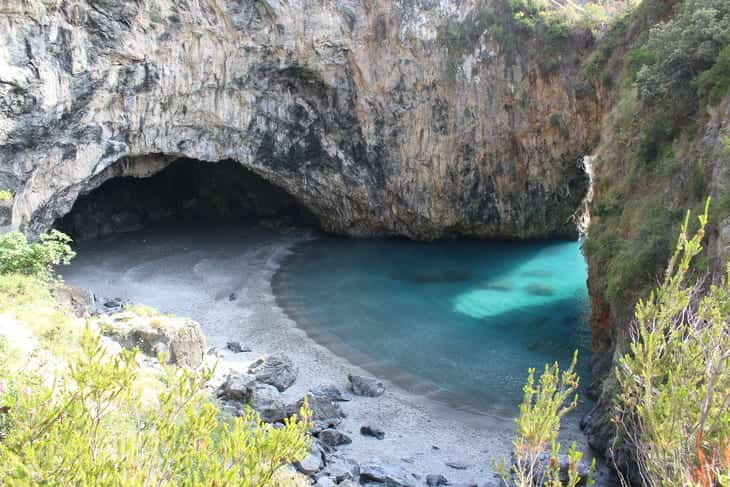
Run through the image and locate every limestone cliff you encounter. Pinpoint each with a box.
[0,0,602,239]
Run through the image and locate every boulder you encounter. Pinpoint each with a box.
[248,354,298,391]
[295,443,326,476]
[426,474,448,486]
[359,461,415,487]
[296,393,345,431]
[51,283,95,318]
[218,372,256,402]
[310,384,348,402]
[250,383,291,423]
[99,308,206,368]
[226,341,250,353]
[360,425,385,440]
[317,429,352,448]
[348,374,385,397]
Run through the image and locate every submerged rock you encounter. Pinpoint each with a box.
[348,374,385,397]
[248,354,298,392]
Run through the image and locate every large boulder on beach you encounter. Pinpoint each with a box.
[348,374,385,397]
[295,393,345,431]
[248,354,298,392]
[317,429,352,449]
[98,306,206,368]
[295,443,326,476]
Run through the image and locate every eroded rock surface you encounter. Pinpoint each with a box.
[1,0,602,240]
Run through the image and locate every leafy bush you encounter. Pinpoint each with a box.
[614,203,730,486]
[497,352,595,487]
[0,328,312,486]
[0,230,75,278]
[0,190,11,203]
[696,41,730,105]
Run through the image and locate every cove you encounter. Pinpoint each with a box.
[274,237,591,415]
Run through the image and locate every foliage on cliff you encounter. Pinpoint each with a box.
[583,0,730,311]
[614,205,730,487]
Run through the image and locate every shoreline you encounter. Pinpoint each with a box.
[61,223,612,486]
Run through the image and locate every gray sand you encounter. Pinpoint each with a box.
[62,223,606,485]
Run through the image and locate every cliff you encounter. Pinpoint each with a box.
[0,0,603,239]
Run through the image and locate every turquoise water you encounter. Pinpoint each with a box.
[274,238,591,415]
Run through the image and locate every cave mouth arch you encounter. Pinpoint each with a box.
[54,157,320,240]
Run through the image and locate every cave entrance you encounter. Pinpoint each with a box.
[55,158,319,240]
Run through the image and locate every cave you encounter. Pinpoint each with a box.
[54,158,319,240]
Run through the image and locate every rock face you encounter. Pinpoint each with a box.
[0,0,602,240]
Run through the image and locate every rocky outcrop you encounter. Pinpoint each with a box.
[0,0,602,240]
[98,307,206,368]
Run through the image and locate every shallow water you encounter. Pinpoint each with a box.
[274,238,591,415]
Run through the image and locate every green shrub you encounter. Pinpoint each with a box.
[0,327,312,486]
[614,202,730,486]
[496,352,595,487]
[0,190,11,203]
[696,41,730,105]
[0,230,75,278]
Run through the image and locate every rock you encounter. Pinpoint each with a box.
[248,354,298,392]
[250,383,291,423]
[360,425,385,440]
[218,372,256,402]
[295,393,345,431]
[426,474,448,486]
[295,443,325,476]
[317,429,352,448]
[359,461,414,487]
[348,374,385,397]
[310,384,348,402]
[226,341,250,353]
[445,462,469,470]
[228,292,237,301]
[99,309,206,368]
[51,283,95,318]
[315,476,335,487]
[325,458,360,483]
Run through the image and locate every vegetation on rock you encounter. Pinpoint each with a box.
[614,204,730,487]
[0,190,11,203]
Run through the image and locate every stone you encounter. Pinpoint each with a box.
[226,341,250,353]
[51,283,95,318]
[99,309,206,368]
[348,374,385,397]
[295,393,345,431]
[228,292,237,301]
[426,474,448,486]
[359,461,415,487]
[445,462,469,470]
[360,425,385,440]
[250,383,291,423]
[295,443,325,476]
[248,354,298,392]
[218,372,256,402]
[317,429,352,448]
[315,477,335,487]
[310,384,348,402]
